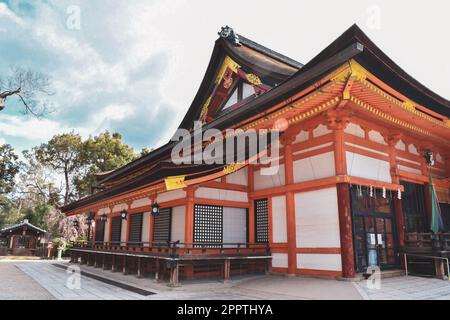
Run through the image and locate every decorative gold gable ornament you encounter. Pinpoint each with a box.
[246,73,262,86]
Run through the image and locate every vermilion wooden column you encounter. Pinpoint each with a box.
[334,127,355,278]
[248,165,255,243]
[336,184,354,278]
[184,187,195,279]
[125,202,132,242]
[283,139,297,275]
[185,187,195,244]
[327,109,355,278]
[108,206,114,243]
[387,134,405,248]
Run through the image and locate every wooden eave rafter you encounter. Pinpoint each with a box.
[330,60,450,147]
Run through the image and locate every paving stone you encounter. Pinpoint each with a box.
[5,261,450,300]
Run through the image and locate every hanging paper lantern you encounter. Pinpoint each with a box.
[273,118,289,132]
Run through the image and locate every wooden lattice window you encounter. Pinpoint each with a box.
[153,208,172,242]
[255,198,269,243]
[110,216,122,244]
[94,219,105,243]
[128,213,143,243]
[401,181,428,232]
[194,204,223,247]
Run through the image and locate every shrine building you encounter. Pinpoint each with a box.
[61,25,450,285]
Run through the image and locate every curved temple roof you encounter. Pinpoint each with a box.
[0,219,47,236]
[61,24,450,215]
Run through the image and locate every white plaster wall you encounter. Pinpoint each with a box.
[346,151,392,183]
[253,164,285,191]
[223,207,247,246]
[293,142,333,156]
[295,187,341,248]
[345,143,388,157]
[293,130,309,144]
[396,156,421,167]
[142,212,151,245]
[313,124,331,138]
[395,140,406,151]
[120,219,127,244]
[195,187,248,202]
[408,144,419,155]
[97,207,111,215]
[157,189,187,203]
[344,123,365,138]
[272,253,288,268]
[368,130,387,145]
[112,203,128,213]
[226,167,248,186]
[131,197,151,209]
[272,195,287,243]
[171,206,185,242]
[398,165,422,175]
[293,152,335,183]
[297,253,342,271]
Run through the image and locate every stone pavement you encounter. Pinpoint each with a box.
[16,261,148,300]
[14,261,362,300]
[3,260,450,300]
[0,262,54,300]
[354,275,450,300]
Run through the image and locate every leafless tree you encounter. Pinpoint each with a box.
[0,66,54,117]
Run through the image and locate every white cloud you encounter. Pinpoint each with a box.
[1,0,450,155]
[93,104,135,122]
[0,114,74,141]
[0,2,24,26]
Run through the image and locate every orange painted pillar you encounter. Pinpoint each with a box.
[185,187,195,245]
[125,203,132,244]
[108,206,114,243]
[184,187,195,279]
[283,140,297,275]
[248,165,255,243]
[333,125,355,278]
[387,135,405,248]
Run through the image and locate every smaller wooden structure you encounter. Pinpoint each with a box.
[0,219,47,256]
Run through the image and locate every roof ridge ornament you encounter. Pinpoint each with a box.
[218,26,240,46]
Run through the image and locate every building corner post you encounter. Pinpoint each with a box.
[282,136,297,275]
[326,109,355,278]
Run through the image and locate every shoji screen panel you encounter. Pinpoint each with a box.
[153,208,172,242]
[128,213,143,243]
[110,216,122,243]
[94,220,105,243]
[223,207,247,247]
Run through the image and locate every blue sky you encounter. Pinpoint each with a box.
[1,0,450,154]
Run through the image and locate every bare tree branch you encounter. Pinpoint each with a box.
[0,66,54,117]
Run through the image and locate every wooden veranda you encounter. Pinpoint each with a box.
[69,241,272,286]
